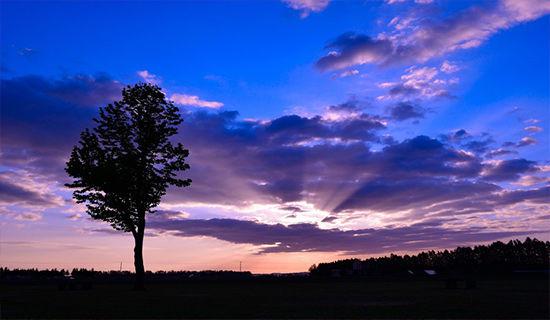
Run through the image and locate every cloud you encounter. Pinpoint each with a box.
[0,74,121,178]
[137,70,161,84]
[336,69,359,78]
[388,101,426,121]
[1,73,546,234]
[283,0,330,18]
[481,159,538,182]
[18,48,36,57]
[170,93,224,108]
[516,136,537,147]
[316,33,393,71]
[332,178,499,213]
[67,213,82,221]
[524,118,540,125]
[463,138,494,154]
[0,171,64,207]
[14,213,42,221]
[148,217,537,254]
[440,60,460,74]
[169,108,387,206]
[524,126,543,133]
[513,175,550,187]
[486,148,517,158]
[316,0,550,70]
[377,66,456,100]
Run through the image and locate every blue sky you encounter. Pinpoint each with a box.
[1,0,549,272]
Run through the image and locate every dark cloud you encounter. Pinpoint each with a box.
[0,74,122,179]
[388,102,426,121]
[439,130,495,155]
[439,129,470,143]
[316,33,393,71]
[463,138,494,154]
[497,186,550,206]
[332,178,499,213]
[279,205,306,212]
[168,108,387,205]
[265,113,385,144]
[482,159,538,182]
[326,100,364,114]
[369,135,482,179]
[148,218,538,254]
[453,129,468,139]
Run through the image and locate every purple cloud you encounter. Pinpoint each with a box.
[1,73,547,228]
[316,0,550,70]
[148,217,540,254]
[482,159,539,182]
[0,74,122,179]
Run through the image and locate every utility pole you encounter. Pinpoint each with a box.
[120,261,122,272]
[239,261,242,272]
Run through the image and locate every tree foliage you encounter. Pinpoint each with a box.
[66,83,191,233]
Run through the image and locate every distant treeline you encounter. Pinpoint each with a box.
[0,268,253,283]
[2,238,549,283]
[309,238,550,277]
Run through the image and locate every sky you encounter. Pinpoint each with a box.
[1,0,549,273]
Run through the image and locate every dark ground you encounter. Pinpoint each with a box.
[1,276,548,319]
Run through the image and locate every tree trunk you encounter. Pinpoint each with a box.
[133,230,145,290]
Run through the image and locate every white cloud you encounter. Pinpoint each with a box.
[170,93,224,109]
[283,0,330,18]
[377,65,457,100]
[524,126,543,133]
[524,118,541,124]
[517,136,537,147]
[336,69,359,78]
[137,70,161,85]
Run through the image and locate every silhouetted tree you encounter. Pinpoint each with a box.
[65,83,191,289]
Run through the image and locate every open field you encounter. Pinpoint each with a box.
[1,276,548,319]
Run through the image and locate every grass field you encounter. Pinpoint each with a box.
[1,276,548,318]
